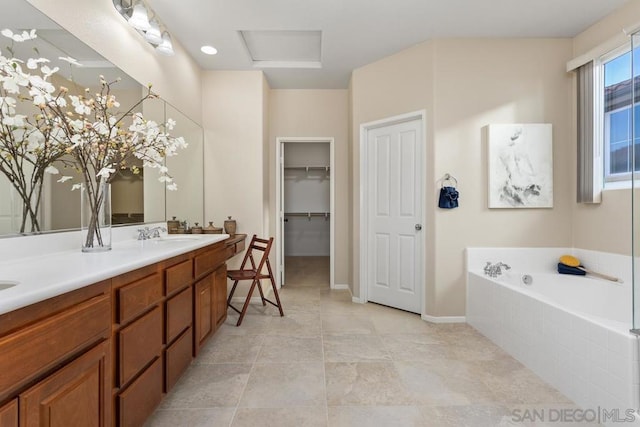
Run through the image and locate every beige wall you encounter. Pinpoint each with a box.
[570,1,640,256]
[268,89,350,285]
[351,38,574,316]
[26,0,202,123]
[202,71,268,269]
[432,39,574,316]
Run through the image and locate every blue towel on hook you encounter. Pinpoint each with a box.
[438,186,459,209]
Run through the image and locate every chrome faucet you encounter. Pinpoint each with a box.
[137,226,167,240]
[484,261,511,278]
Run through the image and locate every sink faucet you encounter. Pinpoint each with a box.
[483,261,511,278]
[137,226,167,240]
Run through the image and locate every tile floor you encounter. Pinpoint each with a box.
[146,257,598,426]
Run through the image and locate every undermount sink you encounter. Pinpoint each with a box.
[0,280,19,291]
[155,235,204,243]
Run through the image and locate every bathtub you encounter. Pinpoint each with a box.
[466,248,639,424]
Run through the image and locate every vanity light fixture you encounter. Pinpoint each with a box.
[112,0,174,56]
[200,45,218,55]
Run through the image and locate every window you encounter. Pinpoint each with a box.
[601,47,640,183]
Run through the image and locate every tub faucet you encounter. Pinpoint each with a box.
[137,226,167,240]
[484,261,511,278]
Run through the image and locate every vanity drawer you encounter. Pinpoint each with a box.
[164,327,193,392]
[118,306,162,386]
[117,273,162,324]
[165,259,192,295]
[194,245,226,278]
[118,357,162,427]
[166,286,192,343]
[0,295,110,401]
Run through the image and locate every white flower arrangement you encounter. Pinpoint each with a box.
[0,29,186,238]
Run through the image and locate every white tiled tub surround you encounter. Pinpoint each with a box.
[466,247,640,426]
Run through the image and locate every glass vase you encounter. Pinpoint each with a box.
[81,180,112,252]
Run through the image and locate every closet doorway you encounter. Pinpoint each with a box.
[275,137,335,289]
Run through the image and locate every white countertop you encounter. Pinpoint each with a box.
[0,232,229,315]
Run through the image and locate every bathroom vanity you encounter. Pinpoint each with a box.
[0,233,246,427]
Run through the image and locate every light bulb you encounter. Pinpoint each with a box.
[128,3,151,31]
[156,31,175,56]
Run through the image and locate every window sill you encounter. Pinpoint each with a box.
[603,180,639,190]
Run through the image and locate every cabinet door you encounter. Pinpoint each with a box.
[0,399,17,427]
[19,341,109,427]
[194,274,213,355]
[213,264,228,328]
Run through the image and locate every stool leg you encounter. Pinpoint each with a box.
[266,261,284,317]
[256,279,267,306]
[237,279,259,326]
[227,280,239,307]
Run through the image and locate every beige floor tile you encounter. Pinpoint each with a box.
[328,406,427,427]
[144,408,235,427]
[257,335,323,362]
[148,256,580,426]
[325,362,415,406]
[196,334,265,364]
[380,333,450,361]
[238,362,326,408]
[323,334,391,362]
[394,360,497,406]
[419,405,515,427]
[231,407,327,427]
[266,312,322,336]
[161,363,252,409]
[321,313,376,335]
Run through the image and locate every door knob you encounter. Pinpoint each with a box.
[415,224,422,231]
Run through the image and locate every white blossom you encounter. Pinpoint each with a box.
[26,57,49,70]
[44,165,59,175]
[167,182,178,191]
[57,176,73,183]
[97,166,116,179]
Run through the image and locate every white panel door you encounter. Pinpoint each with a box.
[367,119,423,313]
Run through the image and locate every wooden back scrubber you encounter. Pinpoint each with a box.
[558,255,621,283]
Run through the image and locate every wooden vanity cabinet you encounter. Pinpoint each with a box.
[0,281,111,427]
[0,236,245,427]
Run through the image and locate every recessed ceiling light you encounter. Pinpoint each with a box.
[200,45,218,55]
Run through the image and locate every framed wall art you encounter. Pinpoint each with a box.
[487,123,553,208]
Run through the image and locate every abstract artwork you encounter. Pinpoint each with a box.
[487,124,553,208]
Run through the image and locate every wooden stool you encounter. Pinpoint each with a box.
[226,235,284,326]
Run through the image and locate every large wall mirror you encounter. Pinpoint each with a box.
[0,0,204,237]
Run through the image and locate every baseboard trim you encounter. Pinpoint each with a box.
[352,296,365,304]
[422,314,466,324]
[332,283,350,290]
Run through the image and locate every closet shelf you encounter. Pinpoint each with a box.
[284,212,330,220]
[283,165,330,172]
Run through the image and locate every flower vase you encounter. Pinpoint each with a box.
[81,181,112,252]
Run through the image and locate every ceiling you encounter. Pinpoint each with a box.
[146,0,631,89]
